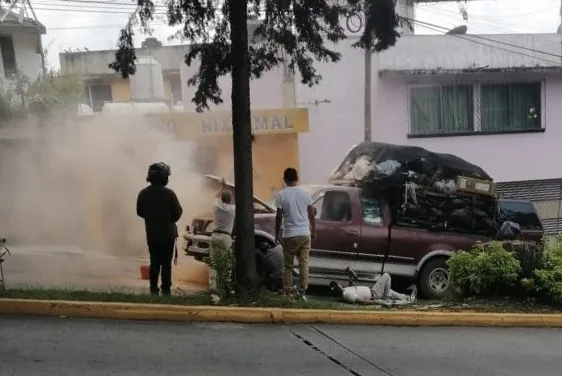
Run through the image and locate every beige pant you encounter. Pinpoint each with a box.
[281,235,311,295]
[210,233,232,255]
[209,233,233,290]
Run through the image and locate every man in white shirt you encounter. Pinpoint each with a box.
[210,178,235,260]
[275,168,315,299]
[330,273,417,305]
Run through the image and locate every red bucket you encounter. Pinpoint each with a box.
[140,265,150,280]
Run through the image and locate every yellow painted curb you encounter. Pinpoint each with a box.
[1,299,562,327]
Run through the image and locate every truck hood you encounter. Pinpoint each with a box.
[204,174,275,213]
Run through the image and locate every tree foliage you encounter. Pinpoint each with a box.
[27,71,85,113]
[109,0,401,111]
[0,71,84,121]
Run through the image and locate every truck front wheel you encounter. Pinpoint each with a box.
[419,257,451,300]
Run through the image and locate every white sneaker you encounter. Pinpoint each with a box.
[409,285,418,304]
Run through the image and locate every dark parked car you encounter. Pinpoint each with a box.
[184,176,543,298]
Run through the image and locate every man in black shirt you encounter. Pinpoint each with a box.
[136,162,183,295]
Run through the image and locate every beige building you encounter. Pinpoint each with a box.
[59,37,184,111]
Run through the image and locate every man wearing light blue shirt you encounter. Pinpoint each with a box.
[275,168,315,299]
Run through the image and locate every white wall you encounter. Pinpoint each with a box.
[12,32,43,82]
[294,37,367,184]
[0,31,42,84]
[180,60,286,111]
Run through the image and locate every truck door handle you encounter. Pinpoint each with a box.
[344,230,358,237]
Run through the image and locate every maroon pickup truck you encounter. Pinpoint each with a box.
[185,179,543,299]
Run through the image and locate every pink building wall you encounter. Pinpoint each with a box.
[374,76,562,182]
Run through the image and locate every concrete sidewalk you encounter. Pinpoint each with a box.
[3,245,207,292]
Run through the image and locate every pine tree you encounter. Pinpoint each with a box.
[109,0,400,295]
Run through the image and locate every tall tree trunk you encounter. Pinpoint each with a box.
[229,0,258,294]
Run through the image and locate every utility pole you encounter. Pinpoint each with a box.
[346,8,372,142]
[363,0,372,142]
[558,0,562,65]
[364,41,372,142]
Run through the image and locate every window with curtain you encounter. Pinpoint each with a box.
[481,83,541,132]
[410,85,473,135]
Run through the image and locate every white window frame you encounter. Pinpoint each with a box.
[407,79,546,136]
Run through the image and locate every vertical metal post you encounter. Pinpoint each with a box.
[88,85,93,110]
[364,46,372,142]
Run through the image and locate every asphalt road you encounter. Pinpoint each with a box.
[1,316,562,376]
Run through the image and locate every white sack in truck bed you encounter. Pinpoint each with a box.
[330,142,498,236]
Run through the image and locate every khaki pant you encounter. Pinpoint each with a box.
[210,233,232,255]
[209,233,233,290]
[281,235,311,295]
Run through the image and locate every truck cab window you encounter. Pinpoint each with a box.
[498,200,543,230]
[320,191,351,222]
[360,196,382,224]
[313,196,324,219]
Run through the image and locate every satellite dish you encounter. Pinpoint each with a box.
[446,25,468,35]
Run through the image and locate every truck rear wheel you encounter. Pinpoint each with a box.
[419,257,451,300]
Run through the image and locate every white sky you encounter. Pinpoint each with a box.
[28,0,562,70]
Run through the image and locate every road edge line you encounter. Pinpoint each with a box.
[1,299,562,327]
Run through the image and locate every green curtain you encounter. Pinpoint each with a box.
[441,85,472,133]
[510,83,541,130]
[410,87,441,134]
[411,85,472,135]
[481,84,509,132]
[481,83,541,132]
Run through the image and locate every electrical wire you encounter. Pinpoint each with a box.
[49,23,174,30]
[417,0,557,19]
[34,7,166,14]
[404,17,562,61]
[412,21,561,66]
[35,0,168,9]
[28,1,562,65]
[416,5,517,34]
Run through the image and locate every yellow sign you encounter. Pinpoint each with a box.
[145,108,309,139]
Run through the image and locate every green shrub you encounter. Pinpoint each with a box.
[521,235,562,305]
[502,241,544,280]
[447,241,521,297]
[205,245,235,299]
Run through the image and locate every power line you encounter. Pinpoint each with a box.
[411,20,561,66]
[36,0,169,9]
[417,6,517,34]
[404,17,562,62]
[33,6,167,14]
[32,3,562,65]
[416,0,557,19]
[49,23,172,30]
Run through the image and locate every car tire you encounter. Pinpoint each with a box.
[419,257,451,300]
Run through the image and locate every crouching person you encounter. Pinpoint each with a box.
[330,273,417,305]
[255,243,284,292]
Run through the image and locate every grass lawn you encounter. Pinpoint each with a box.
[2,287,562,313]
[0,287,359,310]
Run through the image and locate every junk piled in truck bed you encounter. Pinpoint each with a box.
[329,142,499,236]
